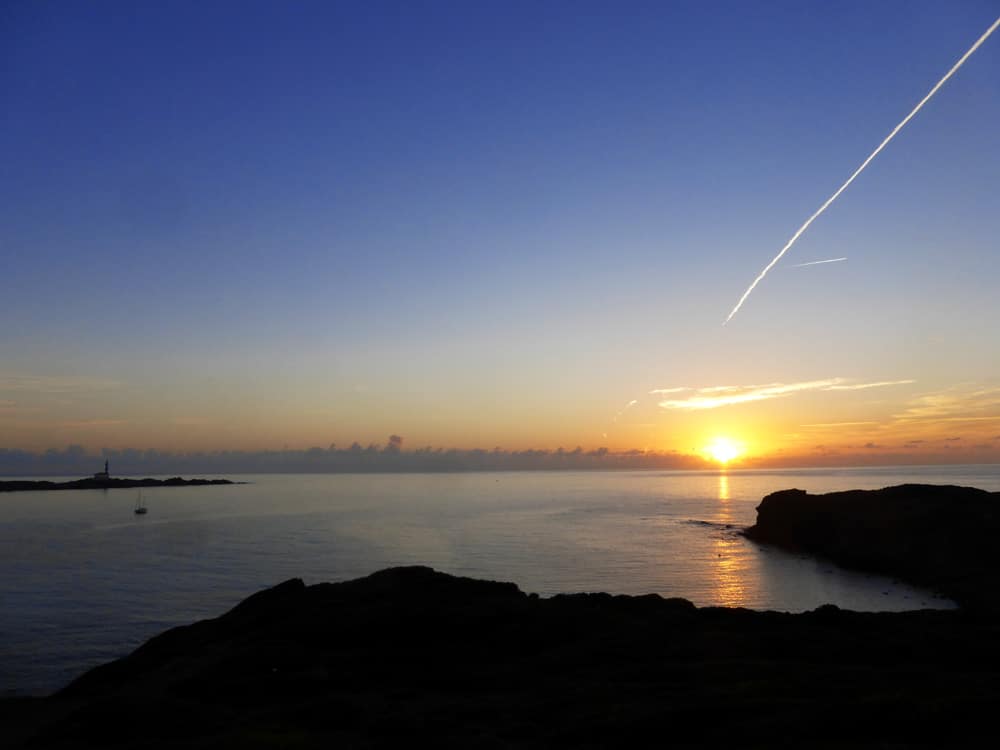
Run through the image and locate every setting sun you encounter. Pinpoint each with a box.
[705,437,744,465]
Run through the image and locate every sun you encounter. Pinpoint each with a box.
[705,437,743,465]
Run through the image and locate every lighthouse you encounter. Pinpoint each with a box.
[93,460,110,481]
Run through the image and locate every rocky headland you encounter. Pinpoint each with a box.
[744,483,1000,611]
[0,477,237,492]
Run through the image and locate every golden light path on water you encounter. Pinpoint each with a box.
[711,472,749,607]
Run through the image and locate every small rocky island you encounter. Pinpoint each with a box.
[5,483,1000,746]
[0,461,237,492]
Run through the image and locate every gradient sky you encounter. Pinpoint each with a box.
[3,0,999,465]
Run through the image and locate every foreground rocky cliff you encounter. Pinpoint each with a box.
[744,483,1000,610]
[5,565,1000,747]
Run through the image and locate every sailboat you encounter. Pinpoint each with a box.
[134,490,148,515]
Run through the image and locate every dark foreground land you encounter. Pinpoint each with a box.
[5,484,1000,747]
[0,477,237,492]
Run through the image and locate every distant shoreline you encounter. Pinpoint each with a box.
[0,477,239,493]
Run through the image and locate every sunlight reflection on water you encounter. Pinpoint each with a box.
[709,472,747,607]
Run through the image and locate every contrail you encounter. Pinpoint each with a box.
[724,15,1000,325]
[612,399,638,423]
[791,257,847,268]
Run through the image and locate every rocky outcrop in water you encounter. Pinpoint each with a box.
[5,565,1000,747]
[744,483,1000,610]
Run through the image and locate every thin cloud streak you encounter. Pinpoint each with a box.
[826,379,915,391]
[170,417,214,426]
[893,386,1000,422]
[612,399,639,423]
[923,416,1000,423]
[723,15,1000,324]
[790,257,847,268]
[0,375,123,393]
[658,379,840,410]
[656,378,913,410]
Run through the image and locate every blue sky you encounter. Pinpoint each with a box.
[2,1,999,461]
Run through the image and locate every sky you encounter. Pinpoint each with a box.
[2,0,999,467]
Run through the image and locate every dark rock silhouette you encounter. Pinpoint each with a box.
[744,483,1000,611]
[0,476,237,492]
[5,565,1000,747]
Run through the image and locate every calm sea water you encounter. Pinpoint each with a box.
[3,465,999,696]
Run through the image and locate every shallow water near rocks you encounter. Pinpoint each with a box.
[4,465,997,695]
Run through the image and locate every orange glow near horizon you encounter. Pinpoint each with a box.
[7,380,1000,466]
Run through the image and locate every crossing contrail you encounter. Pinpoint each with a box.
[724,15,1000,325]
[791,257,847,268]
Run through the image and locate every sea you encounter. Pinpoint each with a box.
[3,465,1000,696]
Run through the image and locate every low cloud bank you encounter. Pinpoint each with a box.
[0,440,708,476]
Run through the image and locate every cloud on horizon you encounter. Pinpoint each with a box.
[0,441,712,476]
